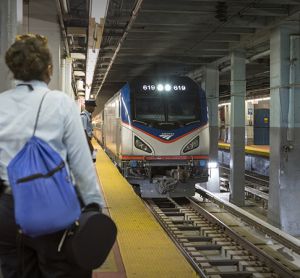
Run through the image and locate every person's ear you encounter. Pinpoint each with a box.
[48,64,53,77]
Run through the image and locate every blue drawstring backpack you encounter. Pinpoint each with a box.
[7,91,81,237]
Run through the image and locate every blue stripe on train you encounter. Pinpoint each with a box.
[131,122,203,141]
[120,82,208,141]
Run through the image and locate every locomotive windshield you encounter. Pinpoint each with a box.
[167,95,199,123]
[131,78,201,129]
[135,94,165,122]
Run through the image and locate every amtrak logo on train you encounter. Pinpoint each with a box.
[159,133,175,140]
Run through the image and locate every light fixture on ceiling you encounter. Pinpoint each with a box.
[77,80,84,91]
[74,71,85,77]
[70,53,86,59]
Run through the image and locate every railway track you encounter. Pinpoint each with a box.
[220,165,269,189]
[146,197,300,278]
[219,165,269,208]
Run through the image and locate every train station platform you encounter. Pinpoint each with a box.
[92,143,196,278]
[218,142,269,176]
[218,142,269,157]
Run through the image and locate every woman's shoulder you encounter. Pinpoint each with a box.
[46,90,75,105]
[44,90,79,119]
[47,90,72,99]
[0,88,14,97]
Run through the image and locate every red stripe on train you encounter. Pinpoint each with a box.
[120,155,209,160]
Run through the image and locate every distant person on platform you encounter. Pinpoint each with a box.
[81,100,97,160]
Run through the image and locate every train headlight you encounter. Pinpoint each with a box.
[134,136,152,153]
[208,161,218,168]
[165,84,171,91]
[157,84,164,91]
[183,136,199,153]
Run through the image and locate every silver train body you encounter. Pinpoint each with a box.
[94,76,209,198]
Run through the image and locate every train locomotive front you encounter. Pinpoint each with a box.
[100,76,209,198]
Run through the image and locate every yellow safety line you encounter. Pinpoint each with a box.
[95,147,197,278]
[218,142,230,150]
[245,146,269,157]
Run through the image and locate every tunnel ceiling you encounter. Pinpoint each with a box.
[91,0,300,106]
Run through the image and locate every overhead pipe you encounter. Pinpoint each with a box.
[219,50,270,73]
[189,50,271,81]
[248,50,270,62]
[55,0,70,56]
[287,35,300,142]
[95,0,144,97]
[61,0,69,13]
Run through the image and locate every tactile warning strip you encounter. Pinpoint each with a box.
[218,142,269,157]
[94,147,197,278]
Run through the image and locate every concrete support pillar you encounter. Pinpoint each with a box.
[24,0,61,90]
[65,57,75,99]
[229,50,246,206]
[0,0,23,92]
[268,25,300,236]
[203,66,220,192]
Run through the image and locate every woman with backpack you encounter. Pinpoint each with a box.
[0,34,105,277]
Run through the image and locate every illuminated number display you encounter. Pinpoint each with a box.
[173,85,186,91]
[142,84,187,92]
[142,85,156,91]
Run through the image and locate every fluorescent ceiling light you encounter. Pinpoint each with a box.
[74,71,85,76]
[71,53,85,59]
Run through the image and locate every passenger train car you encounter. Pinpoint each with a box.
[94,76,209,198]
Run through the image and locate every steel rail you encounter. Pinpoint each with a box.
[195,186,300,255]
[219,165,269,185]
[146,197,299,277]
[144,199,208,278]
[188,196,297,278]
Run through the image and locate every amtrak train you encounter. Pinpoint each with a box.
[94,76,209,198]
